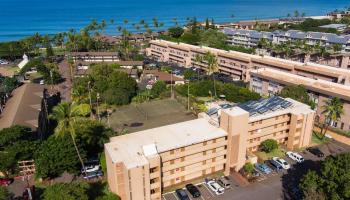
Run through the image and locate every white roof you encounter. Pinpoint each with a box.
[105,118,227,168]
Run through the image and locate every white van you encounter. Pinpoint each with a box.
[286,151,304,163]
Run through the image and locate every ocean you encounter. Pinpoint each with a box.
[0,0,349,41]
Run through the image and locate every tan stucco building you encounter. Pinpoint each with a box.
[146,40,350,85]
[105,97,315,200]
[250,68,350,131]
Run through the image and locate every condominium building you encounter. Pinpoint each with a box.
[146,40,350,84]
[221,28,350,52]
[273,30,350,52]
[250,68,350,131]
[105,97,314,200]
[71,52,119,62]
[222,28,274,48]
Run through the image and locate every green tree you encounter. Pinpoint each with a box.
[75,120,115,155]
[243,162,254,175]
[183,69,196,80]
[150,81,167,98]
[205,18,210,30]
[50,102,91,175]
[200,52,219,97]
[35,135,84,178]
[168,27,184,38]
[320,97,344,138]
[332,44,342,52]
[0,186,12,200]
[279,85,315,109]
[300,153,350,200]
[42,182,89,200]
[259,139,278,153]
[199,29,228,49]
[0,125,37,177]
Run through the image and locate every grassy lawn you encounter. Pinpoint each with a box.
[255,148,286,161]
[311,131,331,146]
[196,96,214,102]
[105,98,195,133]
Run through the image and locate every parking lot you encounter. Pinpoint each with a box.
[162,140,350,200]
[163,180,239,200]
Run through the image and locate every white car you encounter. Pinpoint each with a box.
[286,151,304,163]
[0,60,9,65]
[206,180,224,195]
[273,157,290,169]
[81,165,100,173]
[39,80,44,85]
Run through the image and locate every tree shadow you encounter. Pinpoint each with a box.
[281,159,322,200]
[86,181,108,200]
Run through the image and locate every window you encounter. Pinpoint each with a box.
[181,157,185,162]
[212,158,216,162]
[203,141,207,146]
[341,123,344,130]
[202,160,206,165]
[170,170,174,175]
[181,167,185,171]
[213,139,217,143]
[181,147,185,152]
[150,178,156,184]
[151,189,155,194]
[150,167,157,173]
[203,151,207,156]
[212,149,216,153]
[170,160,174,165]
[170,150,174,155]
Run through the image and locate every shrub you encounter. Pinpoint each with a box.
[243,162,254,175]
[260,139,278,153]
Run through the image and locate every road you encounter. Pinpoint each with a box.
[57,60,72,102]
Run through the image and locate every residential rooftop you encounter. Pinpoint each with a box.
[105,118,227,168]
[250,68,350,101]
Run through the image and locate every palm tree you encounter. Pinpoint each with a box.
[50,102,91,175]
[197,52,219,97]
[320,97,344,138]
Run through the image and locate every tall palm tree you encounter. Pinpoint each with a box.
[50,102,91,175]
[197,52,219,97]
[320,97,344,138]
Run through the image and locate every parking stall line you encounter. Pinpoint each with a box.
[172,192,179,200]
[202,183,215,197]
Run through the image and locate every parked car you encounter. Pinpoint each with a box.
[0,60,9,65]
[0,178,13,186]
[306,147,324,157]
[185,184,201,198]
[255,163,272,174]
[206,180,224,195]
[81,165,100,173]
[273,157,290,169]
[286,151,304,163]
[217,176,231,188]
[39,80,44,85]
[175,189,190,200]
[83,170,103,180]
[265,159,283,171]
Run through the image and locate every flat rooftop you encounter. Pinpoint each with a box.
[250,68,350,101]
[238,96,293,117]
[222,97,312,122]
[105,118,227,168]
[150,40,350,79]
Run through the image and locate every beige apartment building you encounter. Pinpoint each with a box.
[146,40,350,85]
[105,97,314,200]
[250,68,350,131]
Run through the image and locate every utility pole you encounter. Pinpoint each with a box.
[187,81,190,111]
[97,93,101,122]
[88,81,93,119]
[171,69,174,99]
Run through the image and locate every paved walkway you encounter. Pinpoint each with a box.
[314,127,350,146]
[57,60,72,102]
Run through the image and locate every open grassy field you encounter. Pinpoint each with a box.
[107,98,196,133]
